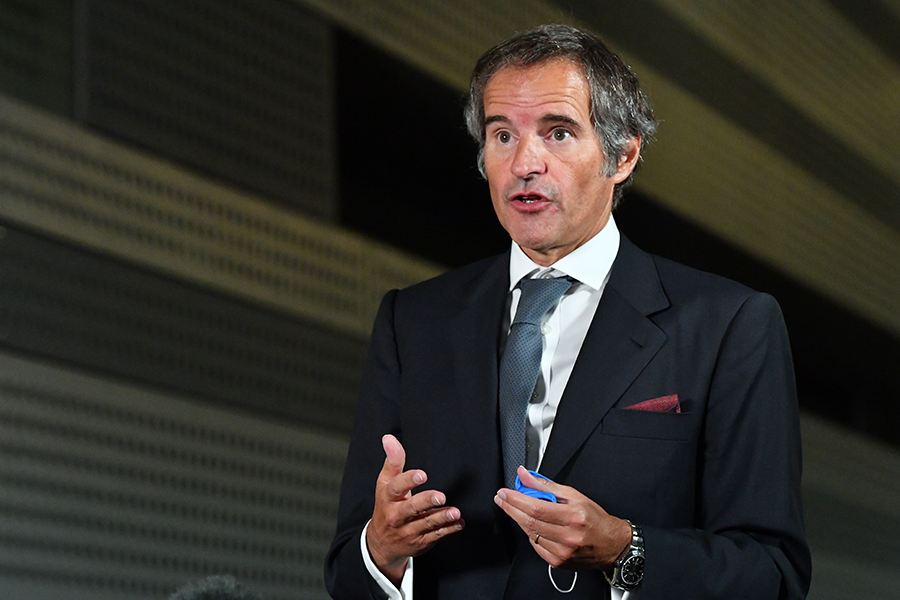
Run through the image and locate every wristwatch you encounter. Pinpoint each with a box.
[604,520,644,591]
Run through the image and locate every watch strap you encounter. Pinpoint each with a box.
[604,520,644,591]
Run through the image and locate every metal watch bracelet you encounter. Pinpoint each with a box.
[604,520,644,591]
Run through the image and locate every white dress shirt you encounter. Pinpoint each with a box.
[363,217,635,599]
[507,216,618,473]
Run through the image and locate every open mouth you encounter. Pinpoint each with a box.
[514,193,545,204]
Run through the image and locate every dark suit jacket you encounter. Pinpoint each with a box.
[325,236,811,599]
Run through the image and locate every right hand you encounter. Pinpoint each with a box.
[366,434,465,585]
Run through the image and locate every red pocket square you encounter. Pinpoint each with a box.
[625,394,680,413]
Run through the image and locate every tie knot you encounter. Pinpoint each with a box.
[513,277,573,326]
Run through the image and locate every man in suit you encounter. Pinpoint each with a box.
[325,24,811,599]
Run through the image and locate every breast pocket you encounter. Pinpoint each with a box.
[601,406,694,441]
[580,408,699,524]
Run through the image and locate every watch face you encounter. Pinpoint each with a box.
[621,555,645,585]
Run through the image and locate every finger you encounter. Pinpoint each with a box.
[515,466,544,489]
[494,489,570,546]
[397,489,449,520]
[419,506,463,533]
[389,521,465,560]
[530,532,568,567]
[381,434,406,477]
[379,435,426,501]
[494,489,545,531]
[495,494,572,566]
[383,506,464,555]
[382,468,428,502]
[413,512,466,546]
[516,466,572,503]
[495,487,563,525]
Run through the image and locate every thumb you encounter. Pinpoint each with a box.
[381,434,406,477]
[517,467,561,493]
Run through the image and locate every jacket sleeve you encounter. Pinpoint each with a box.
[640,292,811,599]
[325,290,400,600]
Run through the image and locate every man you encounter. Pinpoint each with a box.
[325,24,811,600]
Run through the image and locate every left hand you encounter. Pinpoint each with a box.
[494,466,631,571]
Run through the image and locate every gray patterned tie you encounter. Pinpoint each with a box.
[499,276,573,488]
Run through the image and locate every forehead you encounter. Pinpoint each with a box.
[483,59,591,120]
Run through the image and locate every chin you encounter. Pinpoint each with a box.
[511,228,555,250]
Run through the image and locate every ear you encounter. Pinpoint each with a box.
[612,137,641,184]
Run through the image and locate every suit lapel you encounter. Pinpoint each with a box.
[540,237,669,479]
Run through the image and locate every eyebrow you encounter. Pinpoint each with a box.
[483,113,585,132]
[484,115,510,128]
[540,114,584,131]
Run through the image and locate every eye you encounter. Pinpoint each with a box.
[497,131,512,144]
[551,129,571,141]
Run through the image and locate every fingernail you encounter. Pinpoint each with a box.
[493,494,502,507]
[413,472,425,484]
[432,495,442,506]
[496,490,507,501]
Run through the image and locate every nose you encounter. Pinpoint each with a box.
[510,134,546,180]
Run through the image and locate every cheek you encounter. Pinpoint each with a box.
[487,182,508,223]
[486,175,503,202]
[485,163,514,205]
[576,163,612,198]
[485,156,504,180]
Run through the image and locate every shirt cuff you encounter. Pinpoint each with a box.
[360,520,414,600]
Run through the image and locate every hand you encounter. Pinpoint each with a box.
[366,434,465,585]
[494,467,631,571]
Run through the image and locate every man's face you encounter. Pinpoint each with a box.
[482,59,638,266]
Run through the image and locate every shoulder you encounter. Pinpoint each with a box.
[615,236,781,324]
[652,253,755,301]
[652,251,783,332]
[392,252,508,309]
[369,252,508,348]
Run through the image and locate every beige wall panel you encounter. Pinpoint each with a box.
[297,0,567,90]
[637,75,900,337]
[801,414,900,599]
[0,93,440,341]
[0,350,348,599]
[653,0,900,196]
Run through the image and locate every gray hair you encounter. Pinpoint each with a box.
[464,24,658,206]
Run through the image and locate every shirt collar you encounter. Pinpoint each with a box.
[508,215,621,291]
